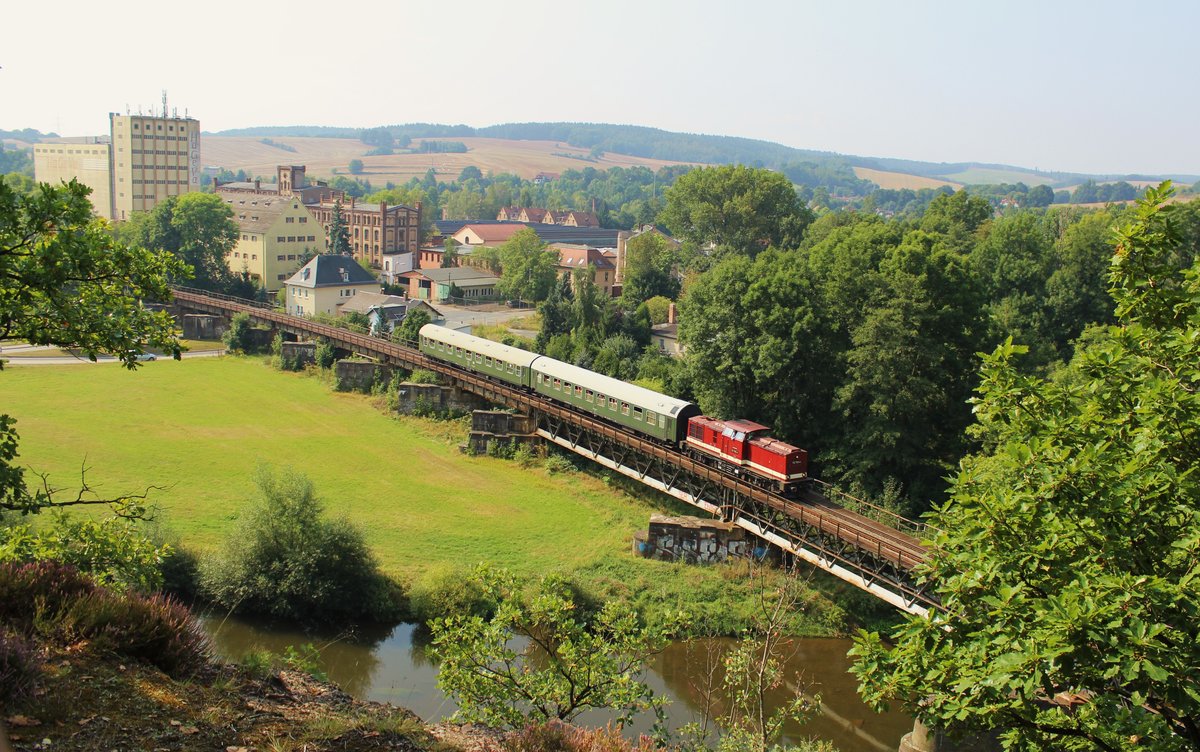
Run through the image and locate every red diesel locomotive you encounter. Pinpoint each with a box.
[684,416,809,495]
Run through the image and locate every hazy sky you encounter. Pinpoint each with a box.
[4,0,1198,175]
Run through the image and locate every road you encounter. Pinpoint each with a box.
[0,346,226,366]
[434,302,534,331]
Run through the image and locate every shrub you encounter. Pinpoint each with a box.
[223,312,267,354]
[0,627,40,706]
[314,342,336,370]
[544,452,577,475]
[0,516,167,592]
[0,560,98,632]
[407,564,494,625]
[200,468,399,625]
[407,368,441,385]
[240,648,275,680]
[158,543,201,603]
[62,590,211,677]
[0,561,209,678]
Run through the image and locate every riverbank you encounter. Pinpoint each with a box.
[3,636,504,752]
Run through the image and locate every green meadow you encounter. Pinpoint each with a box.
[0,356,853,634]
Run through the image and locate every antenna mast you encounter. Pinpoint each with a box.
[162,89,168,118]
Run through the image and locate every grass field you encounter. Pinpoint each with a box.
[202,136,696,185]
[0,356,855,633]
[937,167,1056,186]
[853,166,960,191]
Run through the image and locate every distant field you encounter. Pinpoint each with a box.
[937,167,1056,186]
[202,136,697,184]
[853,166,959,191]
[1,357,845,632]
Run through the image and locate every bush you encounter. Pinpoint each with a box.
[62,590,211,677]
[0,627,39,706]
[0,560,98,631]
[407,564,494,625]
[314,342,336,370]
[223,312,267,354]
[0,561,209,678]
[200,468,399,625]
[0,516,167,592]
[159,544,201,602]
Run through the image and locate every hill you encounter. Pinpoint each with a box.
[201,135,695,183]
[211,122,1200,194]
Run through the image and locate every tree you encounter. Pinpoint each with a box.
[458,165,483,182]
[1,177,185,517]
[620,231,680,304]
[200,467,394,625]
[393,308,431,345]
[348,159,365,175]
[852,185,1200,752]
[121,192,239,292]
[431,567,678,729]
[359,127,393,150]
[659,165,812,259]
[327,200,351,255]
[496,228,559,303]
[442,238,460,268]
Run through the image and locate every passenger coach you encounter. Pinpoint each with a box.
[531,358,699,443]
[418,324,539,388]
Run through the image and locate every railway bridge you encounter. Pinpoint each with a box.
[173,288,936,615]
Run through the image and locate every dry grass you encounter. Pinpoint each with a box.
[202,136,697,184]
[853,166,960,191]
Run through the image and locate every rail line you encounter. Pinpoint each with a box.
[172,288,935,612]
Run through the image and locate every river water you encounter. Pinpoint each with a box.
[200,616,911,752]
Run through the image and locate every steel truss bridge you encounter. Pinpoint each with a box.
[174,288,936,614]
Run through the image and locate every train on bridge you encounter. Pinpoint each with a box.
[418,324,809,495]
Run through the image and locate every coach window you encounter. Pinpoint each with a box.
[585,390,594,403]
[659,416,666,428]
[485,356,492,367]
[553,378,561,390]
[575,386,583,397]
[646,410,655,424]
[633,407,644,421]
[621,402,630,416]
[506,363,514,373]
[609,397,617,410]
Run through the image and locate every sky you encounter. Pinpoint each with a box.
[4,0,1198,176]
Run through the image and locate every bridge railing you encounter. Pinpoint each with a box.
[803,478,935,539]
[171,286,277,311]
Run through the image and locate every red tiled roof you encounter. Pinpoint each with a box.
[455,224,527,243]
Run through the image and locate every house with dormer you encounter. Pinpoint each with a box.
[284,255,380,317]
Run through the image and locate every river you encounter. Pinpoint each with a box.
[200,615,911,752]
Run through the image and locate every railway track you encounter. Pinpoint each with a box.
[172,289,932,607]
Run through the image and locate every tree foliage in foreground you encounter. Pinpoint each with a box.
[851,184,1200,752]
[0,178,185,516]
[430,566,680,729]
